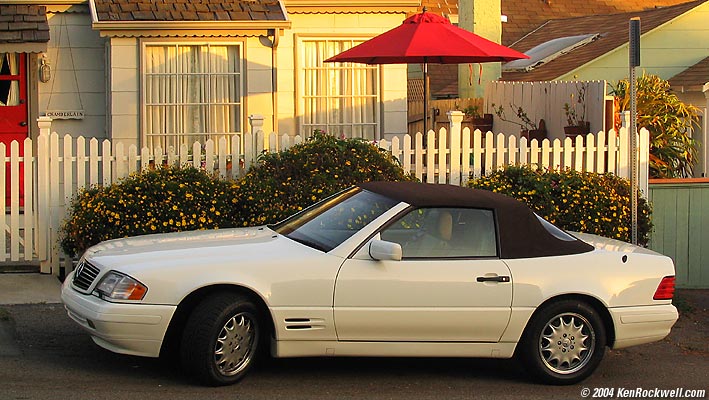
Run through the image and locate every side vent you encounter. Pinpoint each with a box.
[284,318,326,331]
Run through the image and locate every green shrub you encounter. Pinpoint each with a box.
[612,73,700,178]
[61,165,241,257]
[469,165,652,245]
[236,131,417,226]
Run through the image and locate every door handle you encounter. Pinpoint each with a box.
[19,121,27,127]
[476,275,510,283]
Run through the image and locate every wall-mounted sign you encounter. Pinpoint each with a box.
[45,110,85,120]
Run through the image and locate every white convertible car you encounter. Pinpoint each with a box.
[61,182,678,386]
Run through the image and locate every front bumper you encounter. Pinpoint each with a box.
[61,276,177,357]
[609,304,678,349]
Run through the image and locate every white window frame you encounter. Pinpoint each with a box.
[140,39,245,150]
[296,36,381,140]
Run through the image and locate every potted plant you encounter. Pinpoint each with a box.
[563,82,590,138]
[461,105,493,132]
[492,103,546,141]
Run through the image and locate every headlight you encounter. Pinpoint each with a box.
[95,271,148,301]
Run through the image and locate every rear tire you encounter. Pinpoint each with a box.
[519,299,606,385]
[180,292,261,386]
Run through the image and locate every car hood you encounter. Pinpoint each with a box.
[84,226,275,259]
[78,226,342,306]
[572,232,661,255]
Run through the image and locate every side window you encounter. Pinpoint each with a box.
[380,208,497,259]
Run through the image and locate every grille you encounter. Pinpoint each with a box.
[72,260,100,291]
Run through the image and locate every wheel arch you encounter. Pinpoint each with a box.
[519,293,616,349]
[159,284,275,358]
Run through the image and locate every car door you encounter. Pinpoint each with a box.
[334,207,512,342]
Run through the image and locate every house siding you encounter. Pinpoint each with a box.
[281,12,408,139]
[560,2,709,178]
[108,37,138,147]
[35,4,410,147]
[40,4,106,139]
[558,2,709,82]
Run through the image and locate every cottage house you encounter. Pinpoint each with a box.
[420,0,709,176]
[500,0,709,176]
[0,0,417,153]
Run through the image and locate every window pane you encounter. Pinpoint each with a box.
[381,208,498,258]
[302,39,378,140]
[0,53,20,106]
[144,44,241,150]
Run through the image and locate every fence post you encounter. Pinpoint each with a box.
[620,111,631,129]
[34,117,52,268]
[639,128,650,196]
[447,110,464,185]
[37,116,52,136]
[249,114,265,152]
[36,118,51,273]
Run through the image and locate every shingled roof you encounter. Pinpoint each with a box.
[92,0,286,22]
[418,0,697,98]
[419,0,695,46]
[501,0,705,82]
[668,56,709,91]
[420,0,457,18]
[0,4,49,44]
[501,0,696,46]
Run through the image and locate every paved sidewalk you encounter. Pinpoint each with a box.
[0,273,62,305]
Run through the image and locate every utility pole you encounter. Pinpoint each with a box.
[629,17,640,245]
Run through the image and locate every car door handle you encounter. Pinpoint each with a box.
[476,275,510,283]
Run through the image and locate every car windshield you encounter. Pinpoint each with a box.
[271,187,399,252]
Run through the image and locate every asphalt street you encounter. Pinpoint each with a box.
[0,298,706,400]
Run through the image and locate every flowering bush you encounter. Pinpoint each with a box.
[60,166,242,257]
[236,131,417,226]
[469,165,652,245]
[612,73,699,178]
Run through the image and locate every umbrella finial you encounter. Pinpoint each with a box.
[422,6,427,13]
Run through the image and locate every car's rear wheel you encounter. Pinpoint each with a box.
[520,299,606,385]
[180,292,261,386]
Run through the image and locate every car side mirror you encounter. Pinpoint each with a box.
[369,239,402,261]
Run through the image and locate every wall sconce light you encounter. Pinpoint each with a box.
[39,56,51,83]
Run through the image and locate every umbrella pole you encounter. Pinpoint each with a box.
[423,62,429,137]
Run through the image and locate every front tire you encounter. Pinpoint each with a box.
[180,293,261,386]
[520,300,606,385]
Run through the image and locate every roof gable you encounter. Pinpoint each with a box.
[420,0,696,46]
[668,56,709,90]
[501,0,705,82]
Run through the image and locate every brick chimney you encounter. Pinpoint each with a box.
[458,0,502,98]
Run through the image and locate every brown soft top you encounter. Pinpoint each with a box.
[359,181,594,259]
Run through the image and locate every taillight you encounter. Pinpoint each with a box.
[653,276,675,300]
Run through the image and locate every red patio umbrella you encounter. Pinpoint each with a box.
[324,11,529,134]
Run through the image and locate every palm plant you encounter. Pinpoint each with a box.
[611,73,699,178]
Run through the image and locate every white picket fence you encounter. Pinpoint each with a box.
[2,116,649,274]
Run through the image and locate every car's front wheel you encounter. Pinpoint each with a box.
[180,292,261,386]
[519,299,606,385]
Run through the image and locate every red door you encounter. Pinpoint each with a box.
[0,53,27,206]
